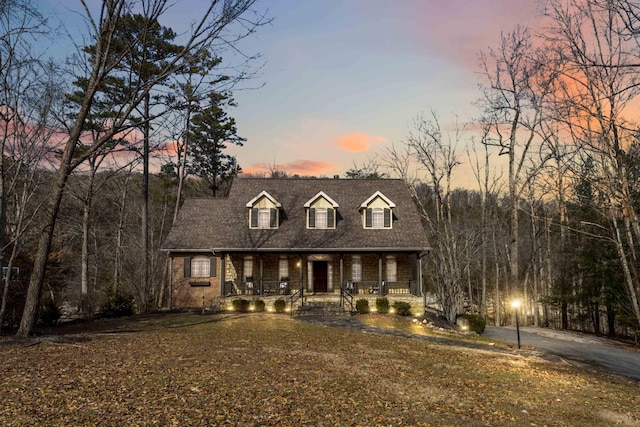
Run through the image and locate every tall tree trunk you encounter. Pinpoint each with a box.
[114,170,131,293]
[611,215,640,325]
[16,148,75,336]
[173,104,191,224]
[141,93,150,312]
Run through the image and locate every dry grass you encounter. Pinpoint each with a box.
[1,312,639,426]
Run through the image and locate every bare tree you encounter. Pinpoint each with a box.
[467,122,504,320]
[0,0,56,330]
[478,27,555,308]
[16,0,267,337]
[544,0,640,326]
[384,112,468,323]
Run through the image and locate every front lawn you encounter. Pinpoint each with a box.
[1,313,638,426]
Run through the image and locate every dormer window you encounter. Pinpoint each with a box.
[246,190,281,229]
[304,191,339,229]
[309,207,334,228]
[361,191,395,229]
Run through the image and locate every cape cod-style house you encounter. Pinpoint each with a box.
[162,178,431,310]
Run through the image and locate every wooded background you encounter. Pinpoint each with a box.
[2,0,640,338]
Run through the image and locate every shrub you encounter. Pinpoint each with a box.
[98,290,134,318]
[392,301,412,316]
[355,298,369,314]
[253,299,266,312]
[458,313,486,334]
[274,298,287,313]
[375,297,390,314]
[40,298,61,325]
[232,298,251,313]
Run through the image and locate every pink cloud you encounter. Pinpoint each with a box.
[397,0,545,69]
[338,133,386,153]
[243,160,336,177]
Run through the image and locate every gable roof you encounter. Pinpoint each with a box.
[303,191,339,208]
[245,190,282,208]
[162,178,431,253]
[359,190,396,209]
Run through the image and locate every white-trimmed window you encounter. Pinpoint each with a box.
[386,256,397,282]
[243,257,253,281]
[184,256,216,278]
[352,257,362,282]
[372,208,384,228]
[316,209,327,228]
[250,207,278,229]
[279,258,289,280]
[308,207,335,229]
[192,257,210,277]
[364,207,392,229]
[258,208,270,228]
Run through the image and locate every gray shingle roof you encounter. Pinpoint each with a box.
[162,178,431,253]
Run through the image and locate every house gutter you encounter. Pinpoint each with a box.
[161,247,432,253]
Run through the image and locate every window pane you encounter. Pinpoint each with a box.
[352,258,362,282]
[191,257,210,277]
[279,259,289,279]
[386,257,397,282]
[316,208,327,228]
[372,209,384,227]
[258,209,270,228]
[243,258,253,280]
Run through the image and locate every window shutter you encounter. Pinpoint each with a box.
[184,257,191,278]
[270,208,277,228]
[251,208,258,227]
[327,208,335,228]
[384,208,391,227]
[365,208,372,227]
[309,208,315,228]
[209,257,217,277]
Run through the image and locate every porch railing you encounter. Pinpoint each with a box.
[340,287,355,313]
[290,288,304,316]
[343,280,418,296]
[227,280,295,296]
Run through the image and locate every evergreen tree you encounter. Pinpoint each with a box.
[188,91,245,196]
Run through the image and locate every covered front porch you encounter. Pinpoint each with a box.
[218,251,424,298]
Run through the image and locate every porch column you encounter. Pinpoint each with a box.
[299,255,303,292]
[259,255,264,297]
[339,255,344,291]
[220,253,226,296]
[378,255,383,295]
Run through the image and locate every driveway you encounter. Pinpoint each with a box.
[483,326,640,381]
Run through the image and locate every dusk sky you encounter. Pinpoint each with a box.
[225,0,546,178]
[42,0,544,180]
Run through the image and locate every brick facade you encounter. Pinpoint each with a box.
[170,255,221,309]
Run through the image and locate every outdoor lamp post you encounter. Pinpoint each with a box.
[511,299,521,349]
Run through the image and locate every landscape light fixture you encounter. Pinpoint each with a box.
[511,299,522,349]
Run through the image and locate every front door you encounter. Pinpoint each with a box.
[313,261,328,292]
